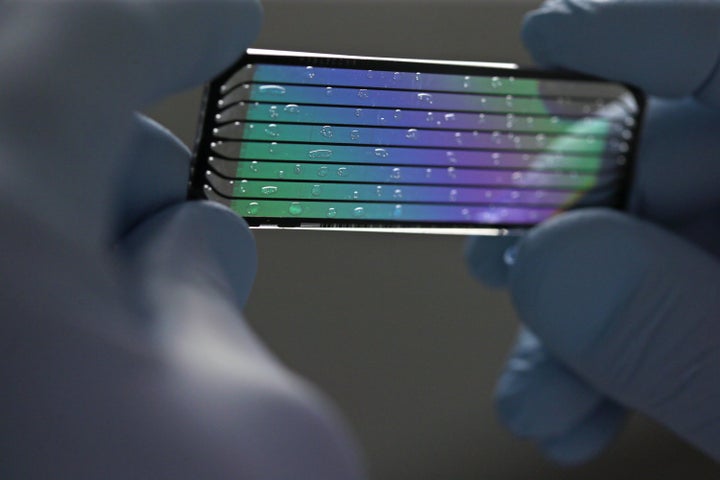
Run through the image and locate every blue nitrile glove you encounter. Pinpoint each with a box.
[467,0,720,465]
[0,2,365,479]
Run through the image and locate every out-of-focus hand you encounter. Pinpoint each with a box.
[467,0,720,465]
[0,2,364,479]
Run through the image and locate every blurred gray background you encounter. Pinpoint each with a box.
[147,1,720,478]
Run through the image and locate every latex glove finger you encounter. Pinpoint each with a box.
[112,114,190,239]
[495,329,620,438]
[464,235,518,288]
[630,98,720,226]
[509,208,720,460]
[538,401,627,465]
[119,200,257,310]
[522,0,720,105]
[115,200,365,479]
[496,329,627,464]
[0,1,261,247]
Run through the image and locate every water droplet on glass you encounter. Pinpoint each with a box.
[247,202,260,215]
[415,72,422,82]
[284,104,300,113]
[261,185,278,195]
[535,134,547,146]
[478,113,486,124]
[393,205,403,218]
[406,128,418,139]
[426,112,435,123]
[277,169,285,178]
[269,142,277,154]
[325,86,333,96]
[390,168,401,179]
[444,113,456,122]
[350,129,361,141]
[289,202,303,216]
[483,211,499,223]
[506,113,514,128]
[417,93,433,104]
[353,207,365,218]
[463,76,471,89]
[355,108,363,118]
[511,191,520,199]
[238,179,248,194]
[268,105,279,119]
[320,125,334,138]
[352,190,360,200]
[505,95,514,107]
[551,116,560,124]
[358,89,369,98]
[449,189,458,202]
[446,151,457,163]
[492,131,502,144]
[317,166,328,177]
[250,161,260,172]
[448,167,457,178]
[376,185,383,197]
[454,132,463,145]
[367,70,374,79]
[306,66,316,79]
[425,168,432,178]
[512,172,522,181]
[311,184,322,196]
[491,76,502,88]
[327,208,337,218]
[461,208,470,218]
[294,164,302,175]
[377,114,387,124]
[393,188,403,200]
[337,167,349,177]
[309,149,333,159]
[374,148,389,158]
[259,85,286,95]
[265,124,280,137]
[393,72,401,81]
[394,109,402,120]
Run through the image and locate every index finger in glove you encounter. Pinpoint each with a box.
[522,0,720,105]
[0,1,262,247]
[509,208,720,460]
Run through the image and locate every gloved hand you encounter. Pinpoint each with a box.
[467,0,720,465]
[0,2,364,479]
